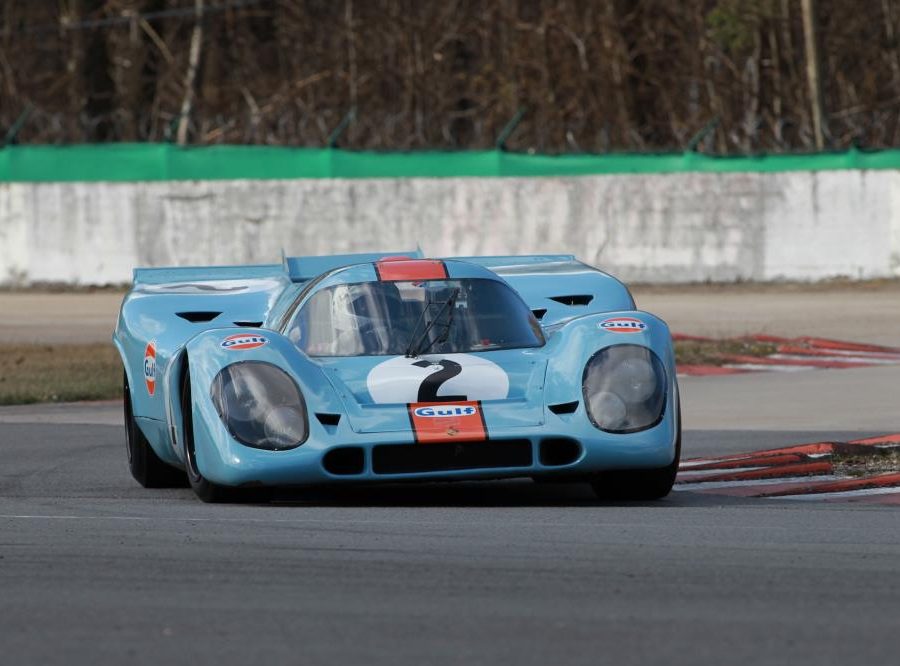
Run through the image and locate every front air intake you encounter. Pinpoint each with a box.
[372,440,532,474]
[539,438,582,466]
[322,447,365,475]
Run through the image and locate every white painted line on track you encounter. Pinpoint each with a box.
[677,467,765,479]
[673,475,845,491]
[771,354,898,365]
[775,486,900,501]
[680,457,746,468]
[723,363,811,372]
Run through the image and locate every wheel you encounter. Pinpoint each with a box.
[590,404,682,501]
[180,364,271,503]
[124,372,187,488]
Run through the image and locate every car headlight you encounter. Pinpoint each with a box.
[582,345,667,433]
[210,361,308,450]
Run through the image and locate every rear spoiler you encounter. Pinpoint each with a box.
[132,249,426,286]
[132,264,285,286]
[449,255,577,271]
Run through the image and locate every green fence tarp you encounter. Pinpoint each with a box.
[1,144,899,182]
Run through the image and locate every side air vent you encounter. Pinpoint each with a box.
[548,401,579,415]
[176,311,221,323]
[316,413,341,427]
[233,321,263,328]
[549,294,593,306]
[531,308,548,320]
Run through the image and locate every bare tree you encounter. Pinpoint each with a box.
[0,0,896,153]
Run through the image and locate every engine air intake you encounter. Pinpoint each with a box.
[548,294,593,306]
[176,311,221,323]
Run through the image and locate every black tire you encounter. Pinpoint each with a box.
[590,405,682,501]
[124,372,187,488]
[180,364,270,504]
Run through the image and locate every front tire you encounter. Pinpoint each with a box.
[590,405,682,501]
[124,373,186,488]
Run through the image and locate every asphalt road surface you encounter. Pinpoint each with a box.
[2,367,899,665]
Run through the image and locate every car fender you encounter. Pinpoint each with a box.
[542,310,678,424]
[182,328,343,483]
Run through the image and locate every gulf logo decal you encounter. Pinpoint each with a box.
[221,333,268,351]
[143,341,157,396]
[599,317,647,333]
[408,400,487,443]
[413,404,478,418]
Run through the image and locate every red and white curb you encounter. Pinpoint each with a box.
[675,434,900,504]
[676,334,900,377]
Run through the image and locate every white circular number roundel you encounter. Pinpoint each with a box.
[367,354,510,404]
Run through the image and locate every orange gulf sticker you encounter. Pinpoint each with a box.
[408,401,488,443]
[143,341,157,396]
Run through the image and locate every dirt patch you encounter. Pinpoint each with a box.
[0,344,122,405]
[674,338,777,366]
[833,446,900,477]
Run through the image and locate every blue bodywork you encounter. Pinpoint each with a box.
[114,252,679,488]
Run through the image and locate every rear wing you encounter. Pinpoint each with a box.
[132,249,424,287]
[132,264,285,286]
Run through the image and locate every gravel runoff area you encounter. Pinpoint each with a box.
[1,280,899,346]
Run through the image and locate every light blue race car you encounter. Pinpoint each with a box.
[114,252,680,503]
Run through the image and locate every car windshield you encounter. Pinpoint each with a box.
[289,278,544,357]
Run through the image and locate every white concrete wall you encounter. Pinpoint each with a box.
[1,170,897,285]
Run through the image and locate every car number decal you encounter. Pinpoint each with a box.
[411,359,467,402]
[367,354,509,404]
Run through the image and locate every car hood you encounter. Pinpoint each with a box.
[315,349,547,433]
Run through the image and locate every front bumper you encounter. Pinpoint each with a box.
[192,403,679,487]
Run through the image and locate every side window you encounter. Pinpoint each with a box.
[291,289,341,356]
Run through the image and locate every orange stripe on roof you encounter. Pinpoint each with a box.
[375,259,448,281]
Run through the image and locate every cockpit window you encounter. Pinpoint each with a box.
[288,278,544,357]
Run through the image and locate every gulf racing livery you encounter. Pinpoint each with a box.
[115,252,680,502]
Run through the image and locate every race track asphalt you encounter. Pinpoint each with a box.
[2,367,899,666]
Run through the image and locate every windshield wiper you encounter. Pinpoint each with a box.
[405,287,460,358]
[404,292,434,358]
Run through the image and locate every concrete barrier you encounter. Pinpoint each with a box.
[1,170,897,285]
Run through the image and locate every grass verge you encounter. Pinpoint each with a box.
[0,339,778,406]
[674,338,777,366]
[0,344,122,405]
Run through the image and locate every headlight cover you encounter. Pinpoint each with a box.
[582,345,667,434]
[210,361,308,450]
